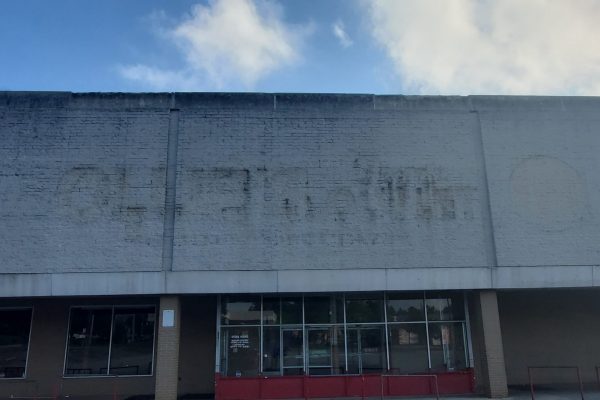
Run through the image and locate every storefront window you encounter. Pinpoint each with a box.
[65,308,112,375]
[65,306,156,376]
[428,322,467,371]
[0,309,32,378]
[345,294,384,323]
[307,326,345,375]
[347,325,385,373]
[109,307,155,375]
[221,326,260,377]
[426,293,465,321]
[218,292,469,377]
[262,297,280,325]
[262,326,280,375]
[387,293,425,322]
[221,296,261,325]
[388,324,429,373]
[281,298,302,325]
[304,296,343,324]
[282,328,303,375]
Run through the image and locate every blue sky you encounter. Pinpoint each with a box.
[2,0,599,94]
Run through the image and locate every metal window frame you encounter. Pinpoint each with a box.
[62,304,157,379]
[216,291,471,378]
[0,307,34,380]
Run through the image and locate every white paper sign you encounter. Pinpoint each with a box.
[162,309,175,327]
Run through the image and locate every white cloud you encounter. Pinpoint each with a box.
[366,0,600,95]
[120,0,308,90]
[117,64,199,91]
[332,20,353,48]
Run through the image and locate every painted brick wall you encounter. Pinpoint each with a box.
[173,94,490,272]
[0,93,170,273]
[1,93,599,291]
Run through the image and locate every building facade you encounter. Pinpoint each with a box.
[1,92,599,399]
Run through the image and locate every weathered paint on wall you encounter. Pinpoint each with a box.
[1,93,599,296]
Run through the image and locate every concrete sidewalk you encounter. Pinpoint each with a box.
[376,387,600,400]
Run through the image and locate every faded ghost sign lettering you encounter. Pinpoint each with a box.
[230,333,250,352]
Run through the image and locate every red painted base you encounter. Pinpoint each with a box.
[215,370,474,400]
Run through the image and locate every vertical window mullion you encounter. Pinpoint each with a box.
[62,307,73,376]
[106,306,115,375]
[463,291,474,368]
[383,291,390,371]
[23,308,34,379]
[280,298,283,376]
[215,295,222,375]
[302,295,306,373]
[343,293,348,374]
[424,291,432,370]
[260,296,263,374]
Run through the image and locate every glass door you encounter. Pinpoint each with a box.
[307,328,332,375]
[346,326,386,374]
[282,328,304,375]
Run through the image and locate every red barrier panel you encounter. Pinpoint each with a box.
[215,369,474,400]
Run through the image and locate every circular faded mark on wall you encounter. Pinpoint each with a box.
[510,156,586,229]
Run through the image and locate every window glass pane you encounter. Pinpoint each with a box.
[387,293,425,322]
[262,326,280,375]
[262,297,280,325]
[306,326,344,375]
[388,324,429,373]
[359,326,386,373]
[221,295,261,325]
[347,326,386,373]
[346,294,384,323]
[428,322,467,371]
[0,309,32,378]
[425,292,464,321]
[109,307,155,376]
[65,308,112,375]
[282,329,303,373]
[281,298,302,325]
[305,296,343,324]
[221,327,260,377]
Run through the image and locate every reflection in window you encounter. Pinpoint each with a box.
[428,323,467,371]
[0,309,32,378]
[65,308,112,376]
[387,294,425,322]
[262,327,280,375]
[307,327,344,375]
[221,327,260,377]
[282,329,303,375]
[426,293,464,321]
[388,324,429,373]
[347,326,385,374]
[221,296,261,325]
[217,292,469,377]
[281,298,302,325]
[304,296,344,324]
[345,294,384,323]
[262,297,280,325]
[65,306,156,376]
[109,307,155,375]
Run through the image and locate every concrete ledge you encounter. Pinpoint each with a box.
[0,273,52,297]
[1,265,598,297]
[166,270,278,293]
[493,265,595,288]
[51,272,165,295]
[387,267,492,290]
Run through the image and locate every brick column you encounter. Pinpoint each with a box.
[155,295,181,400]
[470,290,509,398]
